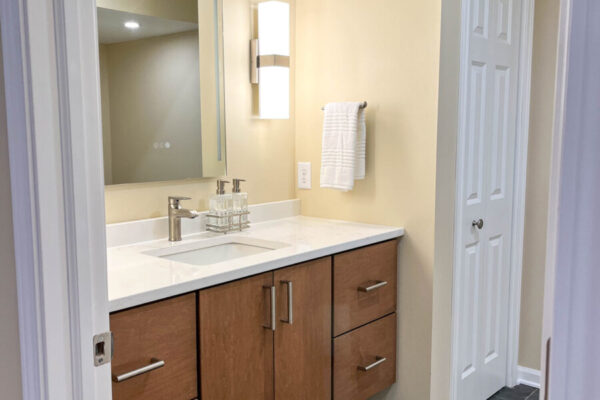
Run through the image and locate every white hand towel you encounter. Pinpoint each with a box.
[355,108,366,180]
[320,102,366,191]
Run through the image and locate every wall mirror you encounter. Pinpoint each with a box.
[97,0,226,185]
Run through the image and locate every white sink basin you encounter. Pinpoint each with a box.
[144,236,289,266]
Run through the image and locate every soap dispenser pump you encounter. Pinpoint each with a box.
[208,179,231,228]
[232,178,248,225]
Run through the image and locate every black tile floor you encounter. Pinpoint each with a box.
[488,384,539,400]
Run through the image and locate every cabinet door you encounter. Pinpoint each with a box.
[275,258,332,400]
[199,272,274,400]
[110,293,197,400]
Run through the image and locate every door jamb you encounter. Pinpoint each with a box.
[540,0,572,397]
[449,0,535,398]
[0,0,111,398]
[506,0,536,388]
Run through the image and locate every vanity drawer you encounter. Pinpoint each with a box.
[110,293,197,400]
[333,313,396,400]
[333,240,397,336]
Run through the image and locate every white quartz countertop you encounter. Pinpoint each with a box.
[107,216,404,312]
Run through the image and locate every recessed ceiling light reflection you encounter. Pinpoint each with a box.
[124,21,140,30]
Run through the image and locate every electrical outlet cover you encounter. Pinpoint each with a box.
[297,162,311,189]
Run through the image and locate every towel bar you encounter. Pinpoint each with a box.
[321,101,367,111]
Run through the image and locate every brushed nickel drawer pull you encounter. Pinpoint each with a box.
[280,280,293,324]
[112,358,165,382]
[263,285,276,331]
[358,280,388,292]
[357,356,387,371]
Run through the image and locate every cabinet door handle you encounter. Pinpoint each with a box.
[280,280,293,324]
[263,285,276,331]
[357,356,386,371]
[358,280,388,292]
[112,358,165,382]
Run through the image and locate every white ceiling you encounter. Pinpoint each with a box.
[97,7,198,44]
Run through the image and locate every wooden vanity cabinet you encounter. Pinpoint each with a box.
[199,258,332,400]
[110,293,197,400]
[199,272,275,400]
[333,240,397,336]
[110,240,399,400]
[332,240,398,400]
[274,258,332,400]
[333,313,397,400]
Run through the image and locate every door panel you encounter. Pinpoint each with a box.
[274,258,332,400]
[466,60,487,205]
[454,0,522,399]
[457,243,481,385]
[199,272,274,400]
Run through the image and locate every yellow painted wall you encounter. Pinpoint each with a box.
[104,0,296,223]
[0,36,23,400]
[295,0,441,398]
[519,0,559,370]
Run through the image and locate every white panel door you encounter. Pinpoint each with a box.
[453,0,522,399]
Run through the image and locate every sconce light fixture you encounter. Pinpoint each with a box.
[250,1,290,119]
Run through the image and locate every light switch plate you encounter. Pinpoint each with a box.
[297,162,311,189]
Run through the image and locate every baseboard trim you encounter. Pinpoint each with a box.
[517,365,541,389]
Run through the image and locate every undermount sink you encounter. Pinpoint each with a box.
[144,236,289,266]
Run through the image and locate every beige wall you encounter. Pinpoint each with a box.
[104,0,296,223]
[519,0,559,370]
[101,31,204,184]
[0,36,23,400]
[295,1,441,399]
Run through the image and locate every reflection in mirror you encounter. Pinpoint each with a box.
[97,0,226,185]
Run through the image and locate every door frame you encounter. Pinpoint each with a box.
[540,0,571,397]
[542,0,600,398]
[449,0,535,398]
[0,0,111,399]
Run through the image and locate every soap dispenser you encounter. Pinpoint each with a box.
[209,179,231,228]
[232,178,248,225]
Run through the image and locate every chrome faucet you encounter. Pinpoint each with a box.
[168,196,199,242]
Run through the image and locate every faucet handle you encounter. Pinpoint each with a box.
[168,196,191,207]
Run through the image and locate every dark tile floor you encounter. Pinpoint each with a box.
[488,384,539,400]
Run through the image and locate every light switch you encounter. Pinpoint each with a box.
[297,162,311,189]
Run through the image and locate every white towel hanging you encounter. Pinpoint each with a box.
[320,102,366,191]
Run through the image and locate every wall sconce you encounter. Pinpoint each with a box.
[250,1,290,119]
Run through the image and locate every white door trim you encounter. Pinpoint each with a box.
[543,0,600,398]
[540,0,572,398]
[0,0,111,398]
[506,0,535,387]
[449,0,535,397]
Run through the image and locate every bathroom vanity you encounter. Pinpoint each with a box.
[96,1,402,397]
[107,210,403,400]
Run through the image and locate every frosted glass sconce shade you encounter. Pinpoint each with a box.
[258,1,289,56]
[252,1,290,120]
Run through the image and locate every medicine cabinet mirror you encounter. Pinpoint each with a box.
[97,0,226,185]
